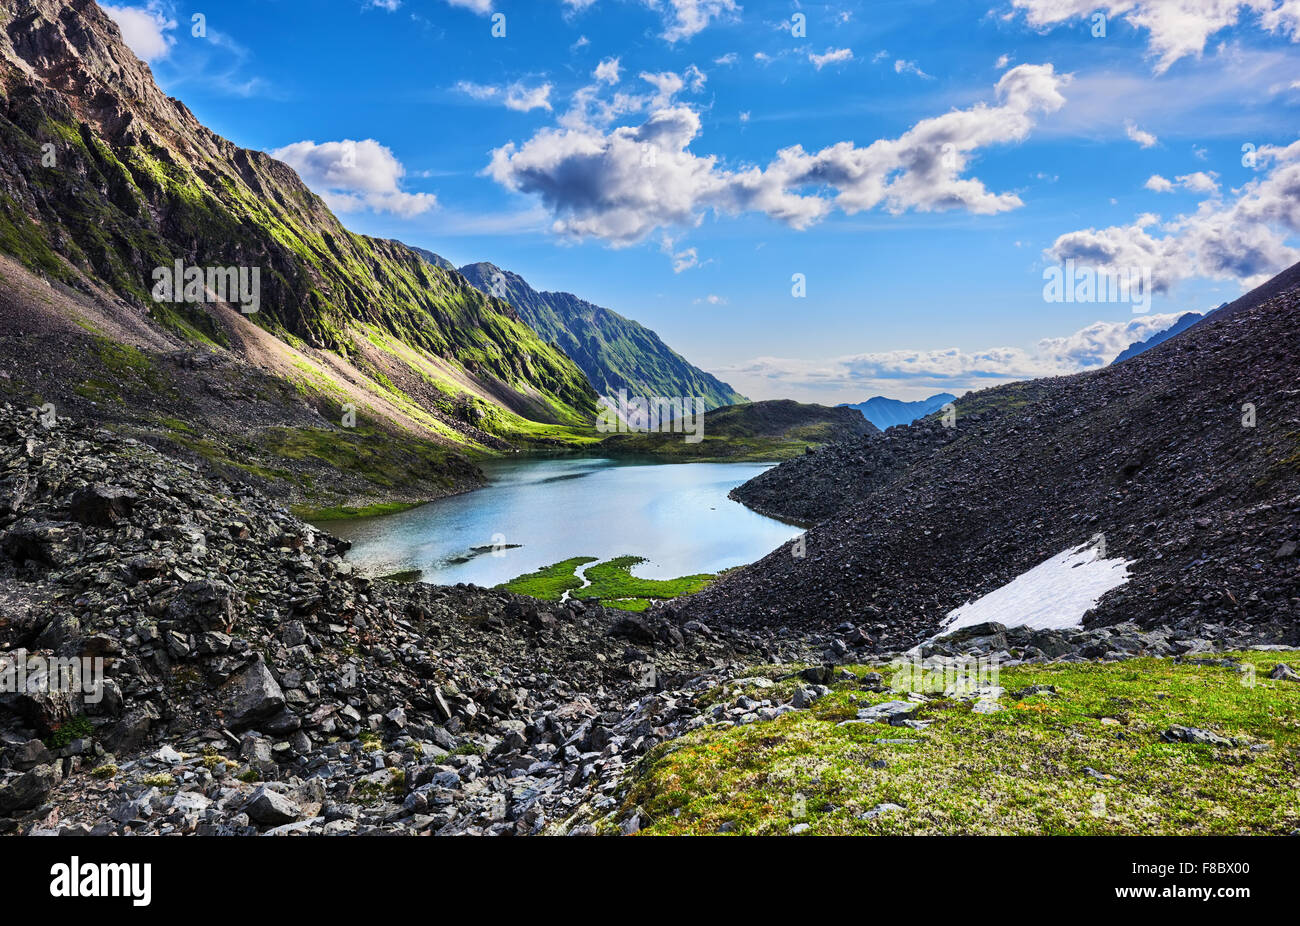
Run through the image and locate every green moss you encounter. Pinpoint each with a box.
[617,652,1300,835]
[575,555,714,603]
[496,557,598,600]
[297,501,423,522]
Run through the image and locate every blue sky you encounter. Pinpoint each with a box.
[103,0,1300,401]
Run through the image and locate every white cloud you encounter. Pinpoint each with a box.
[810,47,855,69]
[504,82,554,112]
[1145,174,1175,192]
[486,64,1069,247]
[444,0,494,13]
[101,2,177,63]
[594,57,622,85]
[366,0,402,11]
[1048,140,1300,290]
[720,312,1196,401]
[270,139,438,218]
[455,80,500,101]
[655,0,741,41]
[1125,119,1158,148]
[1177,170,1221,192]
[894,58,933,78]
[1011,1,1300,73]
[456,80,554,111]
[568,0,739,41]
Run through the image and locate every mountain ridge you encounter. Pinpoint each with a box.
[839,392,956,430]
[451,259,747,411]
[0,0,600,512]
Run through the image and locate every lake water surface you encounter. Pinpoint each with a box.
[323,456,802,588]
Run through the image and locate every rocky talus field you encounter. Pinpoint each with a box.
[1,397,1297,836]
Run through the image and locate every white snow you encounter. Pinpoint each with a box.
[939,540,1133,635]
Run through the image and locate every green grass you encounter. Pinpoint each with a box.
[574,555,714,603]
[612,652,1300,835]
[498,555,716,609]
[497,557,598,599]
[297,501,424,522]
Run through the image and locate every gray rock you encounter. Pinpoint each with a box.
[1162,726,1234,747]
[244,786,302,825]
[0,764,57,813]
[222,657,285,729]
[4,739,53,772]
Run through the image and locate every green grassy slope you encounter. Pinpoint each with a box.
[455,261,747,411]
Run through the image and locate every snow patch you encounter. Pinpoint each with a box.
[940,541,1133,635]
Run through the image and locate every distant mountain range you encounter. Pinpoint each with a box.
[840,393,957,430]
[1111,312,1208,365]
[413,255,747,412]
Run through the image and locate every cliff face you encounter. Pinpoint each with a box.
[0,0,597,430]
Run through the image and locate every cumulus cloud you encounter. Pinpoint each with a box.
[1125,120,1158,148]
[1048,140,1300,290]
[1011,1,1300,73]
[594,57,622,85]
[810,47,855,69]
[102,2,177,63]
[720,312,1195,400]
[270,139,438,218]
[485,64,1069,247]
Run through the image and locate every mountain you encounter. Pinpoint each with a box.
[452,261,747,411]
[840,392,957,430]
[597,399,876,461]
[0,0,599,514]
[685,261,1300,651]
[1111,311,1206,364]
[405,245,456,273]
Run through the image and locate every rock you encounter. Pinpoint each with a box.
[244,786,302,826]
[856,700,918,723]
[799,665,834,686]
[1269,663,1298,681]
[858,802,904,820]
[1162,726,1234,747]
[100,703,160,754]
[0,764,57,813]
[222,657,285,729]
[791,687,820,709]
[65,484,137,526]
[167,580,238,632]
[4,739,53,772]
